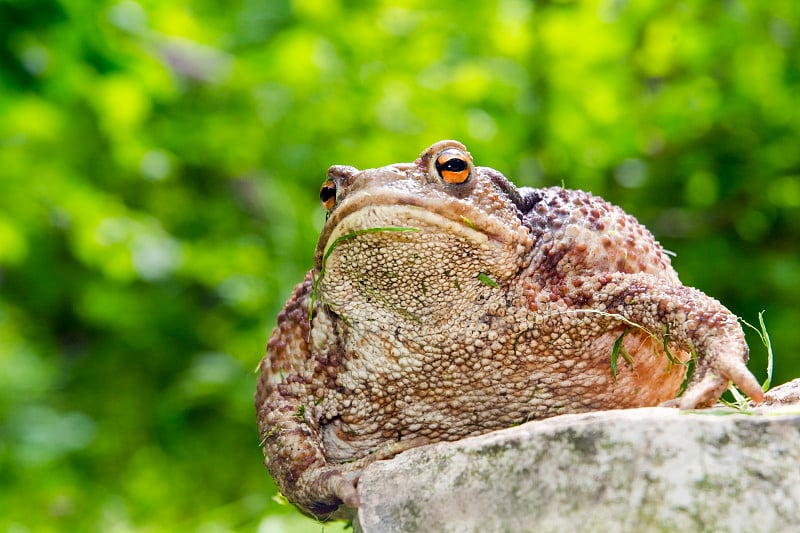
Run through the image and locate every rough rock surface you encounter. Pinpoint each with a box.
[353,379,800,533]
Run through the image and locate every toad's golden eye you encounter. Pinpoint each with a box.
[319,179,337,210]
[435,150,471,184]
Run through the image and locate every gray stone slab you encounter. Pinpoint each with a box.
[353,380,800,533]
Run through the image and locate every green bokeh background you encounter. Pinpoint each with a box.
[1,0,798,531]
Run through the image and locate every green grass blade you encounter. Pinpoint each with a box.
[661,323,681,365]
[758,311,773,391]
[477,272,499,288]
[611,327,633,382]
[739,310,774,392]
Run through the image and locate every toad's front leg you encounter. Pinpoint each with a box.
[255,274,424,518]
[580,272,764,408]
[256,384,360,518]
[257,378,426,518]
[255,274,360,518]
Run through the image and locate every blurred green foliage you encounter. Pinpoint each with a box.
[1,0,798,530]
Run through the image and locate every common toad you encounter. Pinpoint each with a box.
[255,140,763,518]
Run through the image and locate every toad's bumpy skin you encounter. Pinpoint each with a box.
[255,140,763,518]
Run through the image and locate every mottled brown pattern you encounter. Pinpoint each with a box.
[255,140,763,519]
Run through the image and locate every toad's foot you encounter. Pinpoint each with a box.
[662,345,764,409]
[297,436,430,519]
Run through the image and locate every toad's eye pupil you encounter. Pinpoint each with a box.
[440,157,467,172]
[320,185,335,202]
[320,180,337,209]
[435,151,471,184]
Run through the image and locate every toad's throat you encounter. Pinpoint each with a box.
[316,208,524,328]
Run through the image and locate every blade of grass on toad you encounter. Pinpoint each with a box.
[611,327,633,382]
[477,272,499,288]
[661,323,682,366]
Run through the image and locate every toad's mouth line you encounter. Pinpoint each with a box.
[314,190,521,268]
